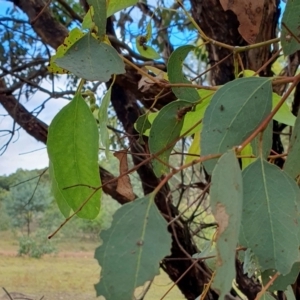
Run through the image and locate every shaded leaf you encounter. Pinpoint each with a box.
[107,0,138,17]
[47,93,101,219]
[241,158,299,274]
[55,33,125,82]
[251,121,272,159]
[201,77,272,174]
[284,111,300,179]
[114,151,135,201]
[281,0,300,56]
[94,194,171,300]
[210,150,243,298]
[272,93,296,126]
[99,82,113,157]
[149,100,192,177]
[167,45,199,102]
[48,28,85,74]
[87,0,106,39]
[261,262,300,292]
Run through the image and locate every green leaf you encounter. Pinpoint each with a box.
[272,93,296,126]
[135,113,152,144]
[201,77,272,174]
[241,158,300,274]
[55,33,125,82]
[137,90,213,138]
[48,28,85,74]
[241,143,255,169]
[149,100,192,177]
[167,45,199,102]
[281,0,300,56]
[136,37,160,59]
[47,93,101,219]
[146,21,152,40]
[87,0,106,39]
[284,111,300,179]
[99,83,113,158]
[251,121,272,159]
[185,131,201,164]
[107,0,138,17]
[286,285,296,300]
[180,91,212,136]
[210,150,243,299]
[261,262,300,292]
[49,162,71,218]
[192,241,217,271]
[82,7,95,30]
[94,194,171,300]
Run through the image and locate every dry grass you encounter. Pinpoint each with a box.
[0,231,184,300]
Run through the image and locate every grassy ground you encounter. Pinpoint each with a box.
[0,231,184,300]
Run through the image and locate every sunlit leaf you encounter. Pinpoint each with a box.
[210,150,243,298]
[241,143,254,169]
[201,77,272,174]
[94,194,171,300]
[47,93,101,219]
[185,131,201,164]
[55,33,125,82]
[82,7,95,30]
[48,28,85,74]
[272,93,296,126]
[241,158,300,274]
[107,0,138,17]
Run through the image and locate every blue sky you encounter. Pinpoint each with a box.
[0,0,286,175]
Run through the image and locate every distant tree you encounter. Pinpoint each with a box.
[4,170,52,235]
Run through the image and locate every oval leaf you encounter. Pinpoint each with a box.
[47,93,101,219]
[241,158,300,274]
[167,45,199,102]
[55,34,125,82]
[201,77,272,174]
[149,100,192,177]
[210,150,243,299]
[94,194,171,300]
